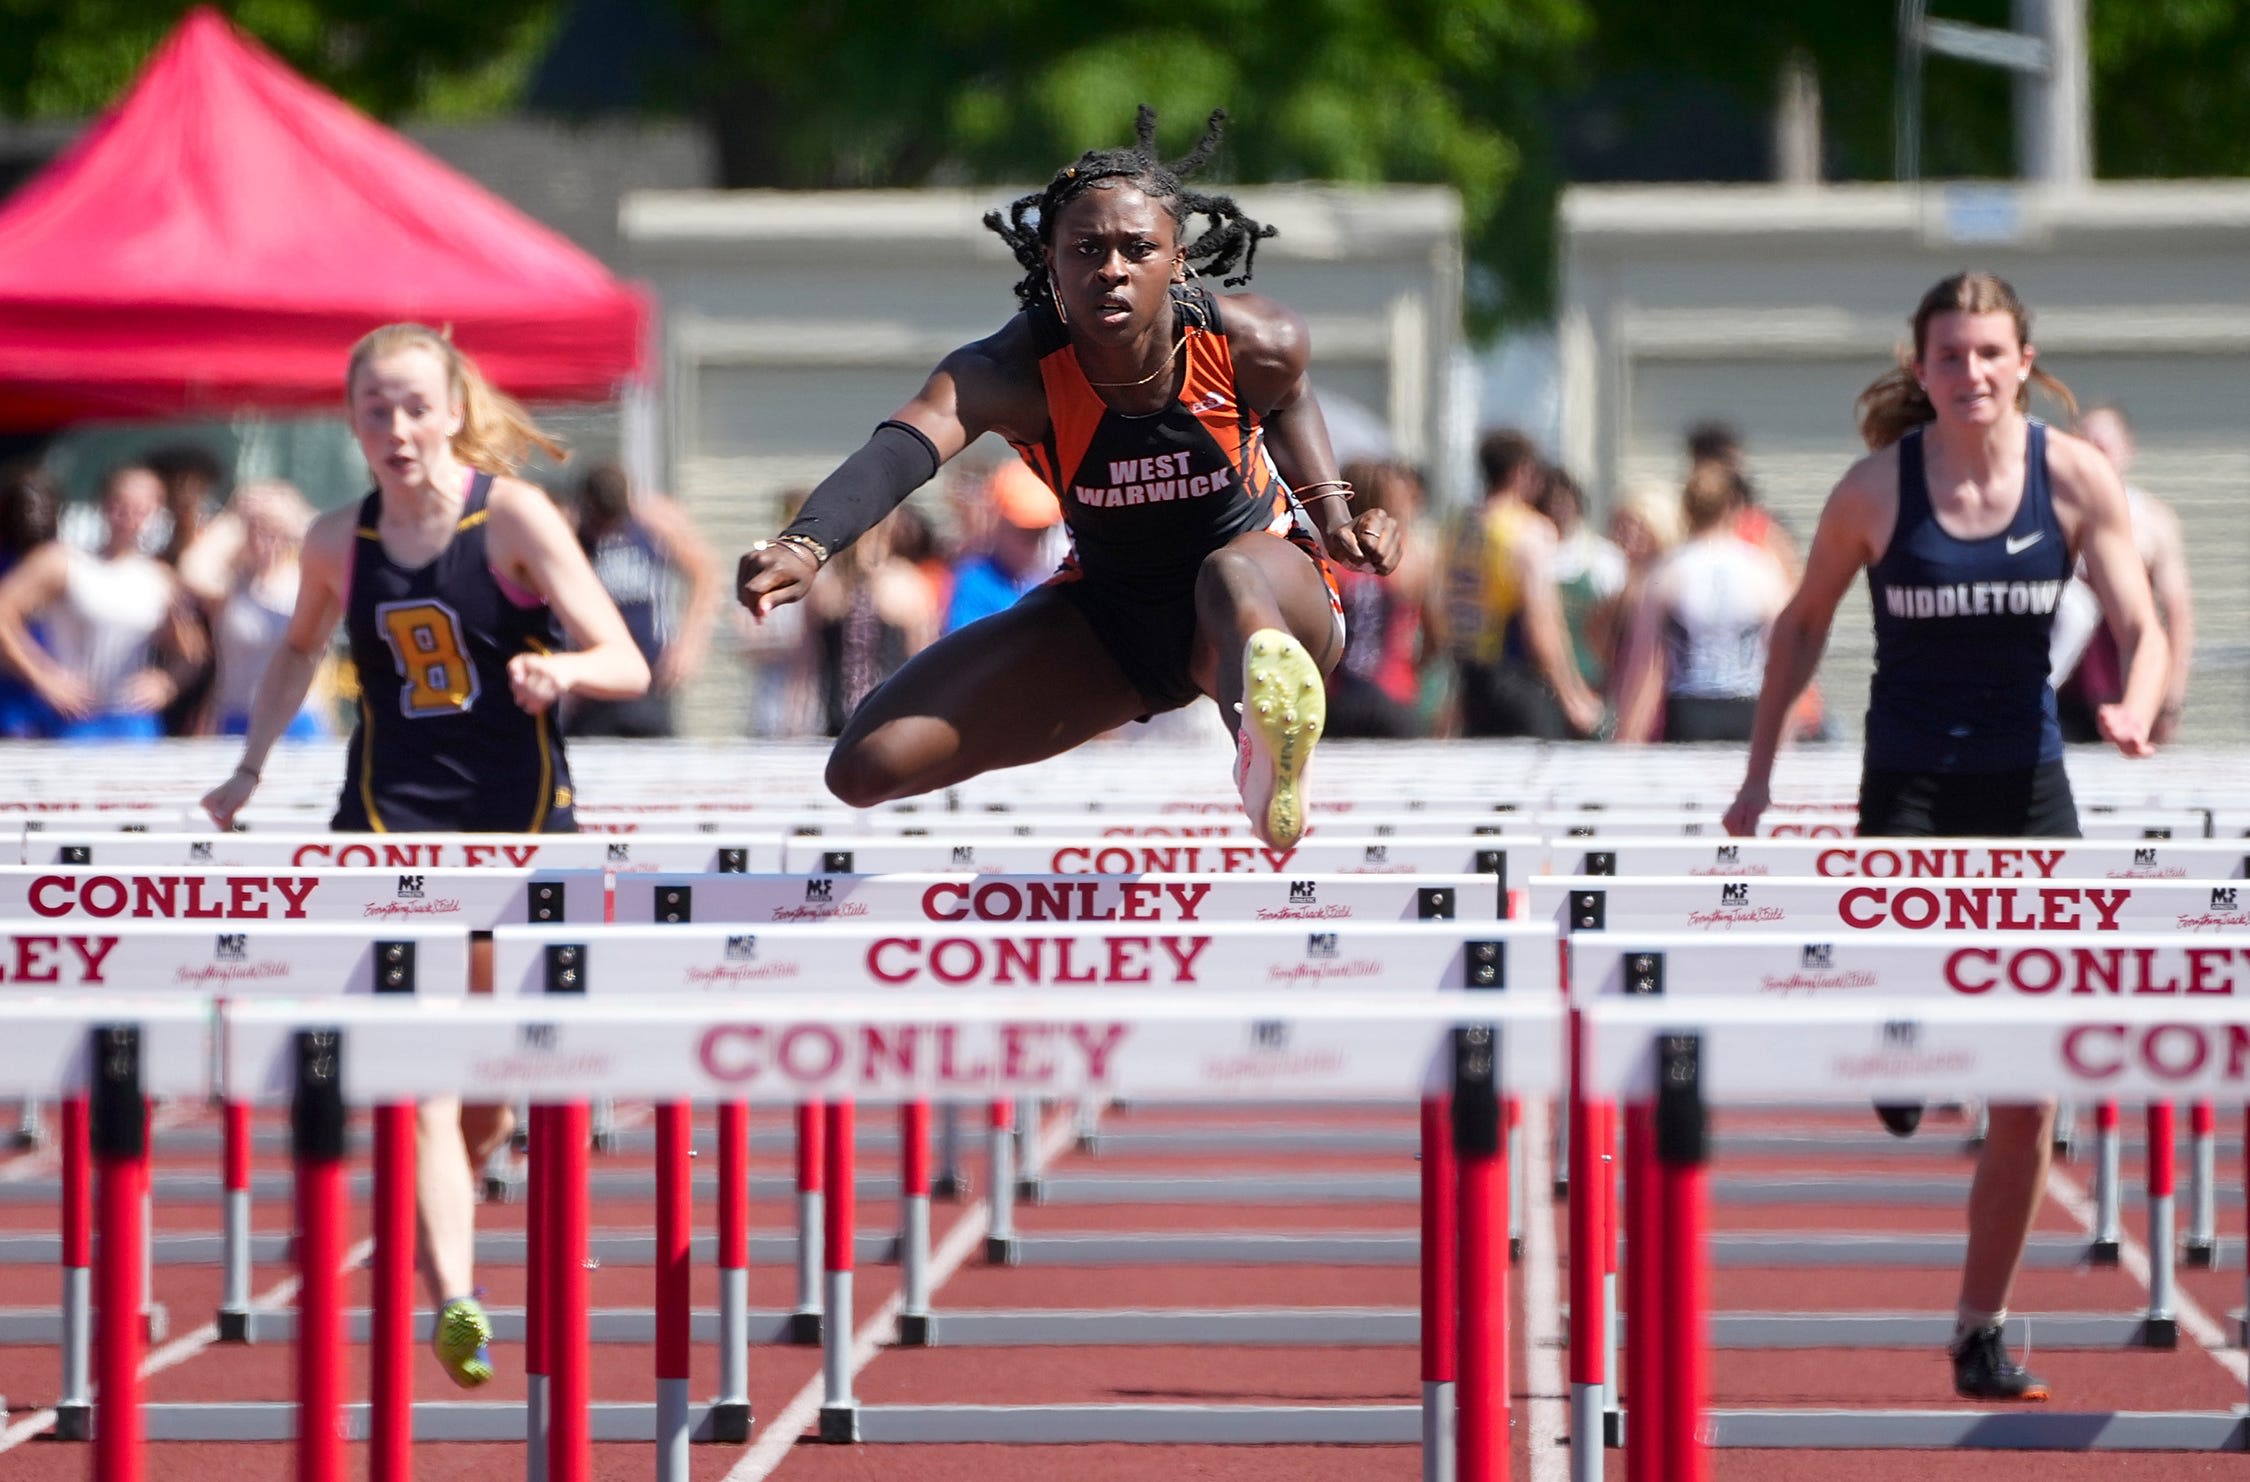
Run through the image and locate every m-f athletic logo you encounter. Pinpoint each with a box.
[520,1023,558,1051]
[1715,845,1739,865]
[1289,880,1319,904]
[216,934,247,961]
[804,878,833,903]
[1252,1020,1290,1049]
[396,875,425,900]
[2214,888,2239,911]
[724,935,758,962]
[607,843,632,864]
[190,841,214,862]
[2136,848,2160,867]
[1721,883,1750,905]
[1306,933,1340,960]
[1883,1020,1920,1048]
[1362,845,1390,864]
[1802,944,1834,969]
[951,845,976,866]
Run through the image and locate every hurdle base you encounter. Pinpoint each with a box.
[789,1310,823,1346]
[53,1402,88,1441]
[2139,1316,2178,1350]
[2184,1241,2217,1270]
[819,1403,861,1443]
[898,1313,935,1347]
[709,1400,752,1444]
[1604,1408,1623,1447]
[216,1308,251,1344]
[985,1235,1021,1266]
[931,1172,973,1201]
[2088,1240,2121,1267]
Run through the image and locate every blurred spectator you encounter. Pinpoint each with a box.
[562,462,721,739]
[145,442,226,736]
[1685,419,1744,475]
[1686,420,1823,740]
[1538,465,1626,693]
[0,463,192,739]
[1613,463,1789,742]
[180,480,329,739]
[944,459,1063,633]
[739,488,820,738]
[1441,429,1602,738]
[2051,405,2194,744]
[1589,480,1682,710]
[886,502,954,630]
[1327,460,1434,738]
[0,464,61,737]
[808,509,940,737]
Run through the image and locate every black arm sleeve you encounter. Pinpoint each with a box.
[779,420,942,556]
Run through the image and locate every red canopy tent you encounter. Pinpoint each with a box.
[0,7,650,432]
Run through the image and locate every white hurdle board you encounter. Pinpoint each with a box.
[19,832,783,873]
[614,872,1504,926]
[0,1001,209,1097]
[224,991,1562,1106]
[1535,874,2250,941]
[1541,807,2208,841]
[777,835,1516,889]
[595,812,1534,841]
[488,921,1555,999]
[0,867,605,930]
[0,921,470,995]
[1558,836,2249,880]
[1572,930,2250,1004]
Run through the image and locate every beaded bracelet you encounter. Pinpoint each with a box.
[757,533,830,569]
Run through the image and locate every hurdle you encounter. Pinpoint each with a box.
[488,913,1553,1452]
[208,989,1557,1479]
[1587,993,2250,1469]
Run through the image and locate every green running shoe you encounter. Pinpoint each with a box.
[433,1295,495,1388]
[1233,629,1325,850]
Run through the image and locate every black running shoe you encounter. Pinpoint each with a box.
[1875,1102,1924,1137]
[1950,1324,2050,1402]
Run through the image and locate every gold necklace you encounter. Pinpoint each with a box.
[1084,330,1187,389]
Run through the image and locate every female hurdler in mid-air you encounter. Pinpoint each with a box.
[735,107,1399,841]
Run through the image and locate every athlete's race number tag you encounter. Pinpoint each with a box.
[375,599,478,717]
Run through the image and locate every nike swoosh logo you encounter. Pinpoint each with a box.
[2005,532,2043,555]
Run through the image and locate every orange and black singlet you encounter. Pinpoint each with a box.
[1007,286,1336,708]
[333,473,576,833]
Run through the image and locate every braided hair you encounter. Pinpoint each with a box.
[983,105,1279,312]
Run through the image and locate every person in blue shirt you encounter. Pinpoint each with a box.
[943,458,1063,633]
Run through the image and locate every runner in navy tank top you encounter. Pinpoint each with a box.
[1725,273,2168,1404]
[736,108,1400,848]
[334,472,575,830]
[203,324,649,1391]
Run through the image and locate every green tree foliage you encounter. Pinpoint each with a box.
[665,0,1589,331]
[0,1,554,122]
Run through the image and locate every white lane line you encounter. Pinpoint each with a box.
[0,1234,378,1451]
[2043,1160,2248,1386]
[1520,1100,1569,1482]
[723,1109,1081,1481]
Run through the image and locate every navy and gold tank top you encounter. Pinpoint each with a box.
[334,473,575,833]
[1865,422,2068,773]
[1006,285,1320,603]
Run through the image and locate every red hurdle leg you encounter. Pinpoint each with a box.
[2186,1099,2218,1267]
[1654,1035,1708,1482]
[1623,1102,1661,1482]
[56,1092,91,1440]
[1454,1026,1509,1482]
[548,1101,593,1482]
[527,1104,552,1474]
[899,1099,934,1345]
[1566,1010,1607,1482]
[656,1102,694,1479]
[1600,1100,1622,1442]
[293,1030,348,1482]
[218,1098,254,1341]
[818,1099,859,1441]
[793,1101,825,1343]
[371,1102,416,1482]
[986,1099,1018,1264]
[1420,1093,1458,1482]
[714,1101,752,1441]
[2144,1102,2178,1346]
[92,1027,148,1482]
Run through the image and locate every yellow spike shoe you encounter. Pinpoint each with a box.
[1232,629,1325,850]
[433,1294,495,1388]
